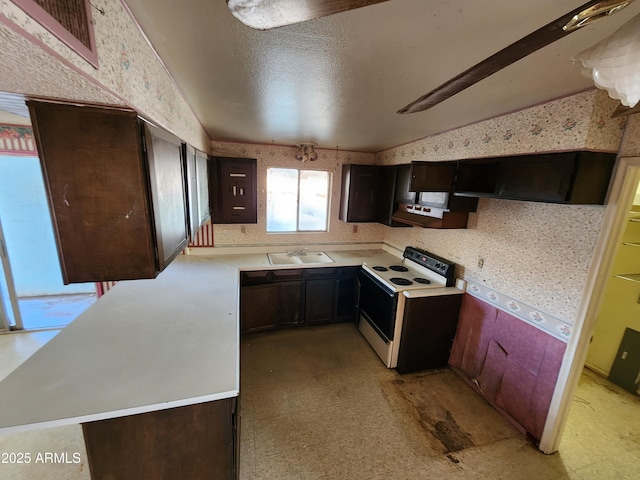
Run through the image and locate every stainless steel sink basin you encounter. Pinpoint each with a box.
[267,251,334,266]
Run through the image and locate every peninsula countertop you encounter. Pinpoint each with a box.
[0,255,240,435]
[0,244,406,435]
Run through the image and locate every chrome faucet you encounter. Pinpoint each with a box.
[287,248,308,257]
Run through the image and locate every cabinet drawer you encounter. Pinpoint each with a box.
[241,270,271,286]
[272,269,305,280]
[305,267,339,278]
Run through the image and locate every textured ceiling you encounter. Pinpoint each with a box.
[4,1,640,152]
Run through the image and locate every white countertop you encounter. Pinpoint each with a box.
[0,255,240,435]
[0,244,463,435]
[185,244,402,270]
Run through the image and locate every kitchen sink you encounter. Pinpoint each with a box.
[267,251,334,266]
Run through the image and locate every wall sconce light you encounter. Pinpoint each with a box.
[572,11,640,107]
[295,142,318,162]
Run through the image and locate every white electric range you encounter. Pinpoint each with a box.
[357,246,456,368]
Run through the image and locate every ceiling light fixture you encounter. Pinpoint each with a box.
[572,11,640,107]
[295,142,318,162]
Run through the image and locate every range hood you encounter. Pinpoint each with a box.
[391,203,471,229]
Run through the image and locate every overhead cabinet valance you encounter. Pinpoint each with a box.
[454,151,617,205]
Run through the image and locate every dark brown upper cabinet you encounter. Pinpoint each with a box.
[389,161,477,229]
[409,161,456,192]
[210,157,257,224]
[454,158,502,198]
[28,100,188,283]
[183,145,211,240]
[339,164,380,222]
[455,151,616,204]
[375,164,413,227]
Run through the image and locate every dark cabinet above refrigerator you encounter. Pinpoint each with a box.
[455,151,616,205]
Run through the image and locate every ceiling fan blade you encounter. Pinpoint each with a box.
[227,0,390,30]
[398,0,633,114]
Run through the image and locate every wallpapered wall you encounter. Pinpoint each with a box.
[379,89,626,327]
[211,141,383,246]
[0,0,210,151]
[211,90,625,329]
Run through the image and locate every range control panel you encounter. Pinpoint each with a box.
[403,246,456,286]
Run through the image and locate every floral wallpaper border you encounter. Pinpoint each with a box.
[0,124,35,155]
[466,281,572,342]
[376,90,625,165]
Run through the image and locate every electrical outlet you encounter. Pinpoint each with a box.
[240,226,246,234]
[353,225,358,233]
[478,257,484,269]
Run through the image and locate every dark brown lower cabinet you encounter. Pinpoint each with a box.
[305,278,337,325]
[277,281,305,326]
[335,266,361,323]
[82,398,238,480]
[240,269,305,333]
[240,267,359,333]
[396,294,463,374]
[240,284,278,332]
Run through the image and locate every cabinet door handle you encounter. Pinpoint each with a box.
[233,206,246,210]
[232,186,237,196]
[229,173,246,178]
[239,188,244,196]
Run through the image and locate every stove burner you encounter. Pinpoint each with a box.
[414,278,431,284]
[389,265,409,272]
[390,277,413,286]
[372,266,388,272]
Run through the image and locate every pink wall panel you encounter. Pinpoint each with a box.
[449,294,567,444]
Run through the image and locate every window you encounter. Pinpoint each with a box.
[267,168,330,232]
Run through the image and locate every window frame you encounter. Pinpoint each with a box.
[266,167,331,233]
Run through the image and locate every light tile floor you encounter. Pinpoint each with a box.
[0,322,637,479]
[18,294,96,330]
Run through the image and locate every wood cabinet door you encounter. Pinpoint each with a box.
[341,164,380,222]
[305,278,337,325]
[397,294,463,374]
[410,161,456,192]
[212,157,257,224]
[28,101,157,283]
[240,284,278,333]
[144,123,189,271]
[375,165,398,225]
[278,281,304,325]
[335,267,361,322]
[83,399,235,480]
[498,153,575,202]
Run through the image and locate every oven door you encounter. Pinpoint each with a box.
[358,269,398,342]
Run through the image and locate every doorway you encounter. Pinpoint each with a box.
[0,152,96,330]
[586,177,640,383]
[542,158,640,453]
